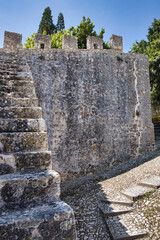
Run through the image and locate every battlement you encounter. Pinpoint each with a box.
[3,31,123,52]
[3,31,22,51]
[34,33,51,50]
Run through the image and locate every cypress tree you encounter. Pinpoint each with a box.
[38,7,56,35]
[56,12,65,33]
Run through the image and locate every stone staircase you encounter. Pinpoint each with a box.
[99,175,160,240]
[0,52,76,240]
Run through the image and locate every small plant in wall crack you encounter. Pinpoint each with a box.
[38,54,45,60]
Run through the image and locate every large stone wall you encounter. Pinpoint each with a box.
[9,49,154,181]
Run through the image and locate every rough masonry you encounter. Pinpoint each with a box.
[15,49,154,181]
[1,32,155,183]
[0,51,76,239]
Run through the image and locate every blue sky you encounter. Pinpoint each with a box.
[0,0,160,52]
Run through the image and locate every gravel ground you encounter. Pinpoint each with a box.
[62,148,160,240]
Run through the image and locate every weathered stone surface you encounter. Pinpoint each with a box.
[62,35,78,49]
[0,150,52,173]
[139,175,160,188]
[0,170,60,209]
[0,79,34,88]
[87,36,103,49]
[0,107,42,119]
[0,132,48,152]
[0,51,77,239]
[0,85,35,95]
[17,49,155,181]
[35,34,51,50]
[3,31,22,51]
[121,185,154,201]
[110,34,123,52]
[0,119,45,132]
[0,201,76,240]
[0,97,38,108]
[0,91,36,98]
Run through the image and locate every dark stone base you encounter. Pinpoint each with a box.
[0,200,77,240]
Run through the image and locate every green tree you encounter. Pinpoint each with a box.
[38,7,56,35]
[56,12,65,33]
[51,29,71,49]
[69,17,105,49]
[24,16,106,50]
[147,18,160,42]
[131,40,148,54]
[131,18,160,104]
[24,33,35,49]
[147,40,160,104]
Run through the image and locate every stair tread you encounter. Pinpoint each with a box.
[139,175,160,188]
[105,214,147,240]
[1,150,51,154]
[0,200,71,225]
[100,197,133,207]
[0,151,52,173]
[0,118,45,133]
[0,107,42,119]
[121,185,154,200]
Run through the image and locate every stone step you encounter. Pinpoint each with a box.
[0,118,45,132]
[1,75,32,81]
[0,79,34,88]
[0,66,29,72]
[99,202,132,217]
[0,97,38,108]
[0,107,42,119]
[0,200,76,240]
[0,91,36,98]
[0,71,17,76]
[0,85,35,95]
[100,198,133,207]
[0,170,60,210]
[121,185,155,201]
[104,214,147,240]
[138,175,160,189]
[0,150,52,173]
[0,60,27,66]
[0,132,48,153]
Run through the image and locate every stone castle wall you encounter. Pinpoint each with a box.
[0,48,155,181]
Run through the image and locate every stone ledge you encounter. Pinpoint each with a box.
[0,200,77,240]
[0,170,60,210]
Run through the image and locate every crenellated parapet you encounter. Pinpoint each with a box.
[3,30,124,52]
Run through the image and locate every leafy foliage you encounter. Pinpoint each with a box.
[147,40,160,104]
[147,18,160,42]
[51,29,71,49]
[69,16,105,49]
[131,40,148,54]
[24,14,108,50]
[38,7,56,35]
[56,12,65,33]
[24,33,35,49]
[131,18,160,104]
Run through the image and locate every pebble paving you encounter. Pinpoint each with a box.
[62,152,160,240]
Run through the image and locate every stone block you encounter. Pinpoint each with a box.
[0,170,60,209]
[87,36,103,50]
[34,34,51,50]
[0,132,48,152]
[110,34,123,52]
[62,35,78,49]
[0,107,42,119]
[0,201,77,240]
[3,31,22,51]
